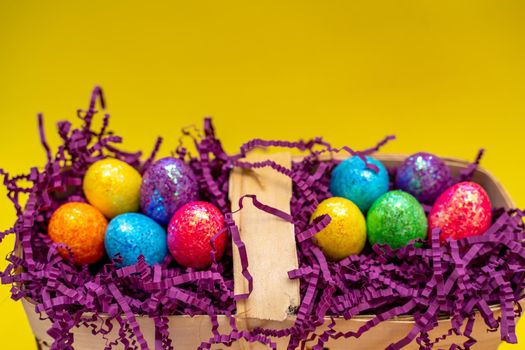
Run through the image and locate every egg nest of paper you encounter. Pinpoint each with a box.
[287,154,524,349]
[1,87,524,350]
[0,88,242,350]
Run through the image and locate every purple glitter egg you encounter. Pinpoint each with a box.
[395,152,452,204]
[140,157,199,225]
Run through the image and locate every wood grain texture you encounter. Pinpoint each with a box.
[229,152,300,323]
[22,298,235,350]
[25,297,522,350]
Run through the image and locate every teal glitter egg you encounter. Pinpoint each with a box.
[105,213,168,267]
[367,190,428,249]
[330,156,389,212]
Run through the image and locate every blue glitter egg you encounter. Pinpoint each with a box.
[140,157,199,226]
[329,156,389,212]
[105,213,168,267]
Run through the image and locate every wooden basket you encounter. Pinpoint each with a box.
[21,153,519,350]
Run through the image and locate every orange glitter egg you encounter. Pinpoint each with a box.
[48,202,108,265]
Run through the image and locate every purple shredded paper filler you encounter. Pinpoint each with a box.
[0,86,523,350]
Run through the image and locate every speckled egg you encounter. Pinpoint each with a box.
[140,157,199,225]
[395,152,452,204]
[105,213,168,267]
[428,181,492,242]
[330,156,389,212]
[310,197,367,261]
[48,202,108,265]
[168,201,227,269]
[367,191,428,249]
[83,158,142,218]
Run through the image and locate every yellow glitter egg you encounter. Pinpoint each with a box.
[48,202,108,264]
[83,158,142,218]
[310,197,367,261]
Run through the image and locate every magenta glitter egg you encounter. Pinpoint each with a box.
[395,152,452,204]
[167,201,227,269]
[429,181,492,243]
[140,157,199,225]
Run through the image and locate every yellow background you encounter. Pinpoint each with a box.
[1,1,524,349]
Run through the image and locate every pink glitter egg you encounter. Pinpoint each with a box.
[428,181,492,243]
[167,201,227,269]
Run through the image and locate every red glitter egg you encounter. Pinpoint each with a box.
[167,201,227,269]
[428,181,492,242]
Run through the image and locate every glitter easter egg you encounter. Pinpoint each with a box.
[140,157,199,225]
[83,158,142,218]
[330,156,389,212]
[428,181,492,242]
[105,213,168,267]
[310,197,366,261]
[48,202,108,265]
[167,201,226,269]
[367,191,428,249]
[395,152,452,204]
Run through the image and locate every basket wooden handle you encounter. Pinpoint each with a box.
[229,152,300,323]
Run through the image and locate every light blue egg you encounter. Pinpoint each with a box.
[329,156,389,212]
[105,213,168,267]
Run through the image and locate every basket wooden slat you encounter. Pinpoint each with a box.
[22,298,236,349]
[229,152,300,323]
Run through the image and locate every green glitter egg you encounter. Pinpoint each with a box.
[367,190,428,249]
